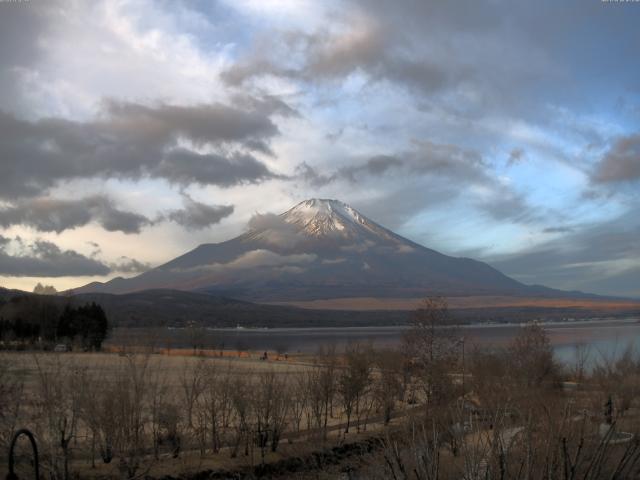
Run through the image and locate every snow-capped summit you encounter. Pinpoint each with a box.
[279,198,391,239]
[283,199,364,228]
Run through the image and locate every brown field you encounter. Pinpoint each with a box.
[269,295,640,312]
[5,318,640,479]
[0,347,413,479]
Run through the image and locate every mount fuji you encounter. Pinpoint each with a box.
[75,198,580,301]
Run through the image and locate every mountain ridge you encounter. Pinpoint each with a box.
[73,198,599,301]
[4,287,638,329]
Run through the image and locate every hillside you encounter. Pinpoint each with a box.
[2,287,638,329]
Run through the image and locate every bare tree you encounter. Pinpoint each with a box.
[157,403,181,458]
[308,347,337,441]
[179,358,206,455]
[468,347,513,418]
[405,297,459,366]
[572,342,591,383]
[592,344,640,420]
[374,352,404,425]
[77,363,104,468]
[289,372,309,434]
[229,374,252,458]
[186,322,206,355]
[509,323,559,389]
[0,354,24,452]
[33,355,81,480]
[404,297,460,406]
[269,375,290,453]
[218,366,235,451]
[147,361,169,460]
[108,354,155,479]
[252,370,290,464]
[338,343,372,433]
[383,422,441,480]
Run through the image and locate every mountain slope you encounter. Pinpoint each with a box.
[75,198,584,301]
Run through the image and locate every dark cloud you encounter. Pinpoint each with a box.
[487,209,640,297]
[325,127,344,142]
[0,235,149,278]
[295,155,406,187]
[507,148,525,167]
[543,226,575,234]
[295,162,336,187]
[299,24,454,94]
[221,58,287,87]
[0,196,152,234]
[230,93,299,118]
[359,183,459,231]
[340,155,403,182]
[99,204,151,234]
[87,241,102,257]
[295,155,403,186]
[297,141,540,224]
[592,133,640,184]
[0,238,110,277]
[476,189,539,224]
[166,195,234,230]
[109,256,151,274]
[219,1,561,119]
[576,266,640,300]
[0,3,46,67]
[157,149,280,187]
[222,23,455,96]
[103,100,278,154]
[0,1,53,114]
[0,100,282,198]
[222,0,640,133]
[0,198,91,233]
[298,142,488,185]
[406,141,488,180]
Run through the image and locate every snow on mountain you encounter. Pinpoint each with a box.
[280,198,398,241]
[74,199,566,301]
[283,199,365,235]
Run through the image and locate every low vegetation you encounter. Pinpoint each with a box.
[1,297,640,479]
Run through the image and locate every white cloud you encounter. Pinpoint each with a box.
[11,1,231,119]
[174,249,317,274]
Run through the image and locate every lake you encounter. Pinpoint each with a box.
[112,318,640,369]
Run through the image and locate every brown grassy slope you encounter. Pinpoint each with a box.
[268,295,640,312]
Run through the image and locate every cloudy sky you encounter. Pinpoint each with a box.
[0,0,639,298]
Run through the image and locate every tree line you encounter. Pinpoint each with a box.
[0,295,109,350]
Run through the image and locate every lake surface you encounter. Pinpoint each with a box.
[113,318,640,368]
[202,318,640,367]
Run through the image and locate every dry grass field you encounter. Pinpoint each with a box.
[5,314,640,479]
[0,345,412,479]
[270,295,640,312]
